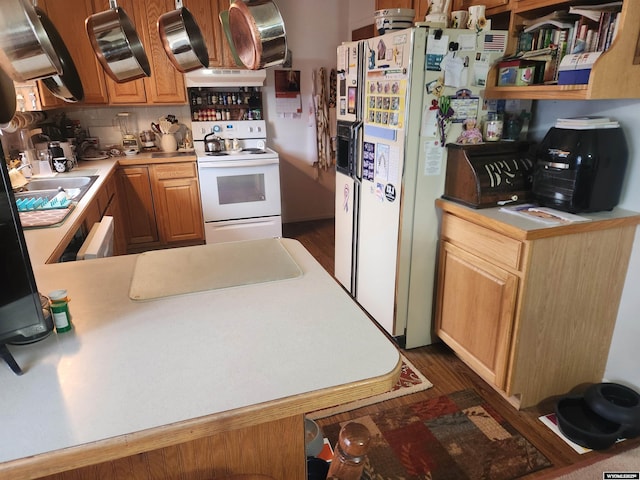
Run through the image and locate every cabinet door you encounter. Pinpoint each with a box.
[117,166,159,248]
[183,0,226,68]
[95,0,147,104]
[151,163,204,245]
[38,0,109,105]
[435,241,518,389]
[134,0,187,104]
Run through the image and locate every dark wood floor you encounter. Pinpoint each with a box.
[282,219,640,479]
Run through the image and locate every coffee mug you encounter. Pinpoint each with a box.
[53,157,68,173]
[450,10,468,29]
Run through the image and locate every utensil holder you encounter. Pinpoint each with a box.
[160,133,178,152]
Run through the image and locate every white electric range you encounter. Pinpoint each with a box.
[192,120,282,244]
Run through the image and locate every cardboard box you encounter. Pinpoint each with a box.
[558,52,602,85]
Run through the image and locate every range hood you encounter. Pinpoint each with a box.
[184,68,266,87]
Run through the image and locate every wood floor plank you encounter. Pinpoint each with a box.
[283,219,640,479]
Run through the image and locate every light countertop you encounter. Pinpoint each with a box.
[436,198,640,240]
[0,239,400,476]
[23,153,197,266]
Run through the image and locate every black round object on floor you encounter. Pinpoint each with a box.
[555,396,626,450]
[584,382,640,438]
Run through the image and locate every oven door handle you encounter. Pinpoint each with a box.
[198,159,279,168]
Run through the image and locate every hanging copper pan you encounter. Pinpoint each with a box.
[35,7,84,102]
[228,0,287,70]
[86,0,150,83]
[0,0,63,81]
[158,0,209,73]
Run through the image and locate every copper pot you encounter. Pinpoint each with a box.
[228,0,287,70]
[86,0,151,83]
[158,0,209,73]
[36,7,84,102]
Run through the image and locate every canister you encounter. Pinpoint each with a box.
[49,289,72,333]
[482,113,503,142]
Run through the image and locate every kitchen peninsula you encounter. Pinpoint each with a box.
[3,166,401,480]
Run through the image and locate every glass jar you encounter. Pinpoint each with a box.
[482,113,503,142]
[326,422,371,480]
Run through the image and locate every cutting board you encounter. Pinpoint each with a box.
[129,238,303,301]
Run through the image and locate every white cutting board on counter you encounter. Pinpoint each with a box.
[129,238,303,301]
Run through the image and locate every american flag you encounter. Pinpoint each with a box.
[483,33,506,52]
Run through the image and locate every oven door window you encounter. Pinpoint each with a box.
[218,173,266,204]
[199,159,281,222]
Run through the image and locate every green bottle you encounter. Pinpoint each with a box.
[49,290,72,333]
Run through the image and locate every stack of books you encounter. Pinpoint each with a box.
[514,2,622,83]
[555,116,620,129]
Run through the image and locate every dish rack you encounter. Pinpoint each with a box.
[16,194,71,212]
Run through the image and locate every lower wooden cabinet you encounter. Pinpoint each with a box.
[435,200,640,409]
[117,161,204,253]
[437,240,517,389]
[82,171,126,256]
[150,162,205,245]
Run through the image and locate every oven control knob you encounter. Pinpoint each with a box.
[212,125,222,133]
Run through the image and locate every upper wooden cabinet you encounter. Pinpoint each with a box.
[101,0,187,104]
[183,0,241,68]
[39,0,189,106]
[483,0,640,100]
[37,0,110,106]
[375,0,430,24]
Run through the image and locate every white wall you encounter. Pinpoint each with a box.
[260,0,344,223]
[530,100,640,392]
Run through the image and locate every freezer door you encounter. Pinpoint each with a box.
[336,41,364,123]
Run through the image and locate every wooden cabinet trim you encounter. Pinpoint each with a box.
[152,162,198,180]
[484,0,640,100]
[442,213,523,270]
[436,241,518,388]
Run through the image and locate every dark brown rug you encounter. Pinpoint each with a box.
[317,389,552,480]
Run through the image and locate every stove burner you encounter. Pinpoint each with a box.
[242,148,267,154]
[206,151,229,156]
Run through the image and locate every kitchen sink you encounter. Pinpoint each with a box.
[15,175,98,203]
[23,175,98,191]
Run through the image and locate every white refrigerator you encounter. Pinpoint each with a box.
[335,26,509,348]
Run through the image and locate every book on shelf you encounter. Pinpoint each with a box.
[517,2,622,68]
[499,204,592,225]
[555,116,620,129]
[568,1,623,22]
[523,18,575,34]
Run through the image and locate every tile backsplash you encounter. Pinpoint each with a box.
[61,105,191,147]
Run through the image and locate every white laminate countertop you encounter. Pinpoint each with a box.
[22,159,119,266]
[0,239,400,466]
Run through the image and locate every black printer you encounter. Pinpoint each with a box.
[532,119,628,213]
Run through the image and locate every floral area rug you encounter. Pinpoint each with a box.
[317,389,552,480]
[308,355,432,420]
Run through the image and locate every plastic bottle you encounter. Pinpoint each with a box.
[49,290,72,333]
[326,422,371,480]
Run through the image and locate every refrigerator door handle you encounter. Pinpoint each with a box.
[352,120,363,182]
